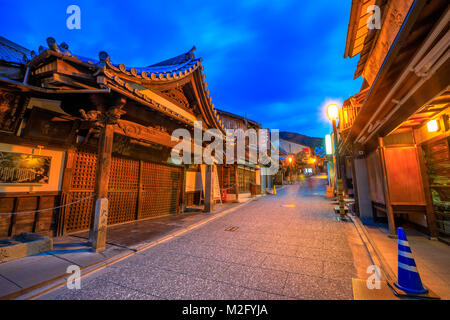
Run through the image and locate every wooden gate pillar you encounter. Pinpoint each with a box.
[234,165,239,202]
[204,165,213,212]
[94,124,114,199]
[180,165,189,214]
[83,96,126,250]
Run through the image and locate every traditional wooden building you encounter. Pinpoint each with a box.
[215,109,264,200]
[341,0,449,242]
[0,36,226,237]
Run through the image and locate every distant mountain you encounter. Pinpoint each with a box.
[279,132,324,149]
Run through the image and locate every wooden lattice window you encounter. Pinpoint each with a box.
[238,166,256,193]
[217,165,234,190]
[423,138,450,237]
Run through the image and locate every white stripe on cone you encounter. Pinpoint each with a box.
[398,262,418,273]
[399,240,410,247]
[398,251,414,258]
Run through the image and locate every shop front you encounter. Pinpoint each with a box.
[340,0,449,240]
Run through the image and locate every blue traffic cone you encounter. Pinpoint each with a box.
[394,227,428,294]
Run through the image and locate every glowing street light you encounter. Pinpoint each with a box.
[327,104,339,121]
[286,155,294,184]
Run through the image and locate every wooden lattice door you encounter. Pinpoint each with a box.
[60,149,183,234]
[107,157,139,225]
[139,162,183,219]
[61,149,97,234]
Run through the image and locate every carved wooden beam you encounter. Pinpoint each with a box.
[113,119,176,148]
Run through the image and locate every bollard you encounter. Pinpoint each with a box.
[89,198,108,252]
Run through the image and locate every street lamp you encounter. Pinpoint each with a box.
[287,155,293,184]
[327,104,346,220]
[327,103,339,121]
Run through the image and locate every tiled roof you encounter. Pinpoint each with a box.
[25,37,225,132]
[100,47,202,81]
[28,37,203,82]
[149,47,196,67]
[102,68,196,127]
[216,108,261,128]
[0,36,32,64]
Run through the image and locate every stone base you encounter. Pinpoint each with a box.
[333,206,349,214]
[0,233,53,264]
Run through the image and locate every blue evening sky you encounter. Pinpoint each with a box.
[0,0,363,138]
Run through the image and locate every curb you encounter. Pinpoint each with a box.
[348,215,396,283]
[348,215,403,300]
[7,198,256,300]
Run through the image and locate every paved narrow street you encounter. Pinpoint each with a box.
[41,177,370,300]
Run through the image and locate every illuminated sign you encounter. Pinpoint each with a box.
[325,134,332,155]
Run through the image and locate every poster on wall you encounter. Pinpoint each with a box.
[0,151,52,184]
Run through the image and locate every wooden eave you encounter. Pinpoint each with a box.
[102,74,196,128]
[340,0,448,154]
[191,67,225,133]
[102,55,201,84]
[344,0,382,59]
[392,91,450,131]
[99,53,225,134]
[25,39,226,135]
[344,0,390,80]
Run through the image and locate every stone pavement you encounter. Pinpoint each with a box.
[0,202,244,299]
[40,177,373,300]
[363,221,450,299]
